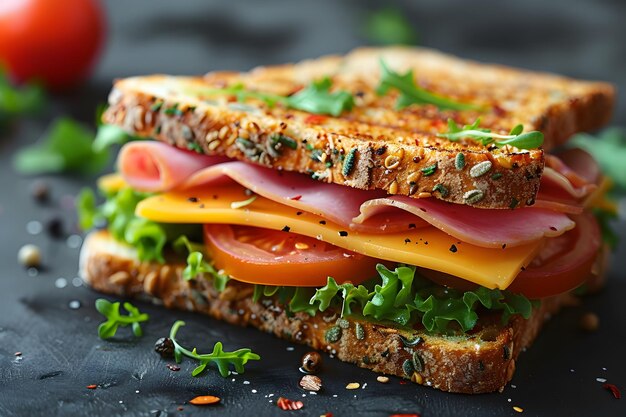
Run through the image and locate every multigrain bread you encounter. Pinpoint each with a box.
[79,230,608,394]
[103,46,614,209]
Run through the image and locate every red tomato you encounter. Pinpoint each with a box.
[508,212,601,298]
[0,0,105,90]
[203,224,382,286]
[421,212,601,299]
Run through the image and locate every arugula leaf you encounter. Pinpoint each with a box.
[95,298,149,339]
[197,78,354,116]
[377,60,482,111]
[286,78,355,116]
[13,118,109,175]
[169,320,260,377]
[182,251,230,293]
[174,235,230,291]
[363,7,419,45]
[438,118,544,150]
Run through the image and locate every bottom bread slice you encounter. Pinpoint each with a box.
[79,230,585,394]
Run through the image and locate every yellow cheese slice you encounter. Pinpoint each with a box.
[136,184,543,289]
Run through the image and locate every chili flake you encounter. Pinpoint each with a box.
[305,114,327,125]
[189,395,221,405]
[86,384,97,390]
[167,364,181,371]
[603,383,621,399]
[277,397,304,410]
[290,195,302,201]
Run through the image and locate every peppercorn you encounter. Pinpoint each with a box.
[154,337,175,358]
[45,216,64,239]
[300,351,322,374]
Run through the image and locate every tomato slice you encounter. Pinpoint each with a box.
[203,224,382,286]
[507,212,601,298]
[420,212,601,299]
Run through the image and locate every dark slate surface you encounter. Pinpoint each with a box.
[1,1,625,416]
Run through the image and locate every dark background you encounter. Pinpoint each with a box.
[1,1,625,416]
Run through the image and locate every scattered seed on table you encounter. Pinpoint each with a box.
[345,382,360,390]
[580,312,599,332]
[299,375,322,392]
[377,376,389,383]
[18,244,41,268]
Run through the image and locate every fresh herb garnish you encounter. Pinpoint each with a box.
[173,236,230,291]
[198,77,355,117]
[169,320,260,377]
[286,77,355,117]
[437,118,544,150]
[377,60,482,111]
[0,71,46,130]
[13,118,109,175]
[95,298,149,339]
[363,7,419,45]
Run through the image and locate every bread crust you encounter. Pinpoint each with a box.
[79,230,598,394]
[102,47,613,209]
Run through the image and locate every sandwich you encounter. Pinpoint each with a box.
[78,46,616,394]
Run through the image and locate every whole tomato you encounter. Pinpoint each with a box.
[0,0,106,91]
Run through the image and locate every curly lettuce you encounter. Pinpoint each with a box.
[253,264,534,334]
[77,187,201,264]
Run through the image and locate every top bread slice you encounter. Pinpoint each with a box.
[103,46,614,209]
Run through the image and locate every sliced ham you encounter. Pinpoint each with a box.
[182,160,427,233]
[118,141,229,192]
[535,149,600,213]
[353,197,575,248]
[117,141,579,248]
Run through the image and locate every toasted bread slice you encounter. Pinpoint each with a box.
[79,230,606,393]
[103,47,614,209]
